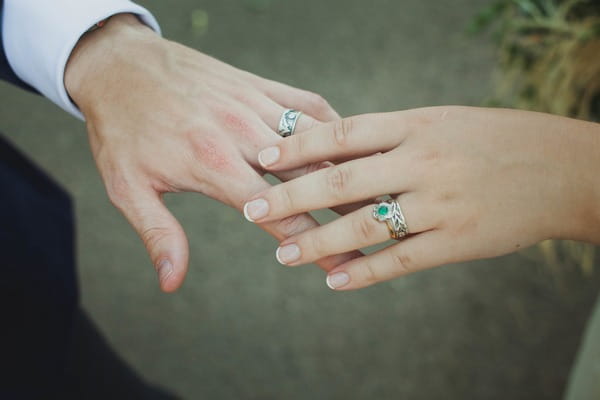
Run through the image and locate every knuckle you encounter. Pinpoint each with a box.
[275,214,306,238]
[306,117,320,130]
[220,110,256,138]
[438,190,457,203]
[352,215,378,243]
[405,110,434,132]
[362,260,380,284]
[390,250,412,274]
[293,130,308,157]
[274,186,296,215]
[105,177,132,211]
[438,105,464,118]
[307,231,326,258]
[305,92,331,112]
[326,166,352,199]
[454,215,479,235]
[232,91,256,108]
[187,133,235,175]
[332,118,354,147]
[411,148,443,176]
[419,149,441,163]
[305,161,330,174]
[140,226,171,254]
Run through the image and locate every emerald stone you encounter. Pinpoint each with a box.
[377,205,389,216]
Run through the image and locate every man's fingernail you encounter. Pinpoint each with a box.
[243,199,269,221]
[258,146,280,167]
[157,259,174,284]
[275,244,301,265]
[326,272,350,290]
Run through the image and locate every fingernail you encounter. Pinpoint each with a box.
[326,272,350,290]
[243,199,269,221]
[275,244,301,265]
[258,146,280,167]
[157,259,174,284]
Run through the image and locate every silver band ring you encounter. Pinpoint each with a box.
[278,109,303,137]
[372,200,409,240]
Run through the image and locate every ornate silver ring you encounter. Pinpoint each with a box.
[278,109,303,137]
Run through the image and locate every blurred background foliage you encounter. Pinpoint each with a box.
[472,0,600,277]
[190,0,277,36]
[471,0,599,120]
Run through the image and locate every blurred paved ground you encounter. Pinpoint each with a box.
[1,0,599,399]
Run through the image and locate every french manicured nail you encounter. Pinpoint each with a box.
[326,272,350,290]
[276,244,301,265]
[243,199,269,221]
[258,146,280,167]
[157,259,174,284]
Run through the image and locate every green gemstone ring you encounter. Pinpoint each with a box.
[372,200,409,240]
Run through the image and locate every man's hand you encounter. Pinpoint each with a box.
[64,14,359,292]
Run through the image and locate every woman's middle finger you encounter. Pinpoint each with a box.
[243,153,412,223]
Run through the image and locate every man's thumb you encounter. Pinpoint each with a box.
[112,189,189,292]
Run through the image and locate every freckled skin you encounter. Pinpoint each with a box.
[188,132,237,176]
[218,108,261,143]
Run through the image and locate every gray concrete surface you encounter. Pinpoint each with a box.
[566,294,600,400]
[1,0,599,398]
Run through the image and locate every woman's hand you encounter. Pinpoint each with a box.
[243,106,600,290]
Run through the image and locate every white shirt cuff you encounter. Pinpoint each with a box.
[2,0,160,120]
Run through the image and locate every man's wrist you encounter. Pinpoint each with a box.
[3,0,160,119]
[65,13,157,115]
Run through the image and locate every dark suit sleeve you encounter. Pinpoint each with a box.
[0,0,36,92]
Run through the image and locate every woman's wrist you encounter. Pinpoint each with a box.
[554,117,600,244]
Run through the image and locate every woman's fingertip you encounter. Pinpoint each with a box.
[275,246,285,265]
[276,244,301,265]
[326,272,350,290]
[258,146,280,168]
[243,202,255,222]
[243,198,269,222]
